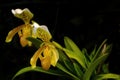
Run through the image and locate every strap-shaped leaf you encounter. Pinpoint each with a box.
[57,48,75,73]
[52,40,86,69]
[64,36,86,69]
[73,62,83,78]
[89,46,97,60]
[12,66,65,80]
[94,73,120,80]
[83,53,109,80]
[63,48,87,69]
[82,48,91,67]
[56,63,80,80]
[64,37,85,60]
[63,59,75,73]
[91,39,107,62]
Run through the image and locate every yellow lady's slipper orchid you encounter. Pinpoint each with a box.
[30,42,59,70]
[5,8,59,70]
[5,8,34,47]
[30,22,59,70]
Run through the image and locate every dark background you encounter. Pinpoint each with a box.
[0,0,120,80]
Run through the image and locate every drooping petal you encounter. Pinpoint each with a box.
[30,45,45,68]
[50,46,59,67]
[5,24,25,43]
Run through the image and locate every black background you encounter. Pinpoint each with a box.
[0,0,120,80]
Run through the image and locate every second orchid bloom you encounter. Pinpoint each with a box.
[30,21,59,70]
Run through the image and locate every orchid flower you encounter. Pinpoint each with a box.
[30,42,59,70]
[30,22,59,70]
[5,8,59,70]
[5,8,34,47]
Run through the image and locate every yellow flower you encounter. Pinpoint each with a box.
[5,8,34,47]
[30,21,59,70]
[30,42,59,70]
[5,8,59,70]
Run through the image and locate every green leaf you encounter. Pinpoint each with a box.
[94,73,120,80]
[53,40,87,69]
[58,48,75,74]
[64,37,85,60]
[73,62,83,78]
[62,48,87,69]
[56,63,80,80]
[58,48,70,62]
[26,37,43,48]
[63,59,75,73]
[52,41,63,50]
[91,39,107,62]
[12,66,65,80]
[102,63,109,73]
[89,46,97,60]
[83,53,109,80]
[64,36,86,69]
[82,48,91,67]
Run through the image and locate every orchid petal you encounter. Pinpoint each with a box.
[51,47,59,67]
[11,9,23,15]
[30,45,45,68]
[5,24,25,43]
